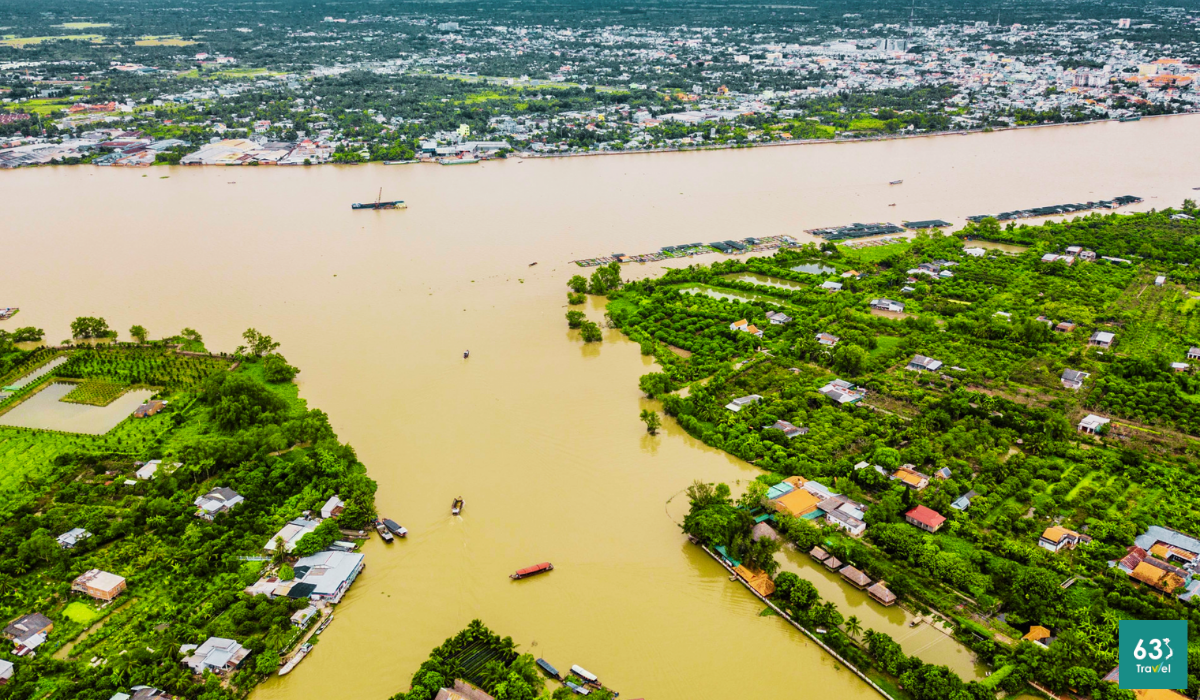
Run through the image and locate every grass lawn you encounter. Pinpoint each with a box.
[0,34,104,48]
[9,99,72,115]
[870,336,902,357]
[136,35,196,46]
[63,601,101,625]
[849,117,888,131]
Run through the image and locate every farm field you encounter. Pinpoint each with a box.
[60,379,132,406]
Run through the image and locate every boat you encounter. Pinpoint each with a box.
[452,497,464,515]
[529,262,538,267]
[1120,114,1142,122]
[888,203,896,207]
[375,521,394,543]
[278,643,312,676]
[315,614,333,635]
[511,562,554,580]
[382,518,408,538]
[889,180,904,185]
[570,666,599,684]
[535,658,561,680]
[352,187,407,210]
[440,157,479,165]
[565,681,591,696]
[464,350,469,359]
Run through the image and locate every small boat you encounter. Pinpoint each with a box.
[452,497,464,515]
[889,180,903,185]
[463,350,469,359]
[529,262,538,266]
[511,562,554,580]
[536,658,561,680]
[315,614,333,635]
[571,666,599,684]
[375,521,394,543]
[278,643,312,675]
[440,157,480,165]
[1120,114,1142,122]
[565,681,591,696]
[888,203,896,207]
[382,518,408,537]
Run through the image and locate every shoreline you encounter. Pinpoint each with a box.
[2,110,1195,172]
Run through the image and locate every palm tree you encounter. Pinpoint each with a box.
[844,615,863,639]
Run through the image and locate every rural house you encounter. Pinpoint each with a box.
[1088,331,1115,348]
[1078,414,1110,434]
[4,613,52,655]
[56,527,91,549]
[194,487,244,520]
[905,505,946,532]
[1061,369,1089,390]
[72,569,126,601]
[892,465,930,490]
[1039,527,1091,552]
[180,637,249,674]
[906,355,944,372]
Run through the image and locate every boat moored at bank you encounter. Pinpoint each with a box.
[536,657,561,680]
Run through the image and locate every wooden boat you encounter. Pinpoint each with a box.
[529,261,538,266]
[535,657,561,680]
[382,518,408,537]
[315,614,333,635]
[889,180,903,185]
[565,681,591,695]
[375,521,394,543]
[570,665,599,684]
[463,350,469,359]
[452,497,464,515]
[278,643,312,675]
[511,562,553,580]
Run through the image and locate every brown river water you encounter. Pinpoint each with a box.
[3,115,1200,700]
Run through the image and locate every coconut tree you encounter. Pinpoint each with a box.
[845,615,863,640]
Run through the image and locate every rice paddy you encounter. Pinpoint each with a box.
[0,34,105,48]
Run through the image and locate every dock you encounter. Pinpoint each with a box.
[572,235,797,267]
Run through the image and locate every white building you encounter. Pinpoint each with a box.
[180,637,249,674]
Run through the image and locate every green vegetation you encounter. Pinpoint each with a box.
[60,379,133,406]
[389,620,605,700]
[0,329,377,699]
[601,207,1200,700]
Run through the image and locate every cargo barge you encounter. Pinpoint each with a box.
[352,188,407,210]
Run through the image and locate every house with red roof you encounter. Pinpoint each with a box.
[905,505,946,533]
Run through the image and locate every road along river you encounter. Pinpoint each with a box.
[2,114,1199,699]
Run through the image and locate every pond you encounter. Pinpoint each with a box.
[3,355,68,390]
[676,284,788,306]
[961,239,1028,254]
[0,382,155,434]
[791,263,839,275]
[721,273,808,292]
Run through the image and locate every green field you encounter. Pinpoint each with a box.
[62,601,102,625]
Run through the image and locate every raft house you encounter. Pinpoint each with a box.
[571,235,798,267]
[806,222,905,240]
[967,195,1142,223]
[903,219,951,230]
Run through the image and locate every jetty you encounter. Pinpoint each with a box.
[278,643,312,675]
[967,195,1141,223]
[572,235,797,267]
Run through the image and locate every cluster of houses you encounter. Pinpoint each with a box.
[1039,245,1098,266]
[869,298,906,313]
[764,475,869,538]
[1114,525,1200,600]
